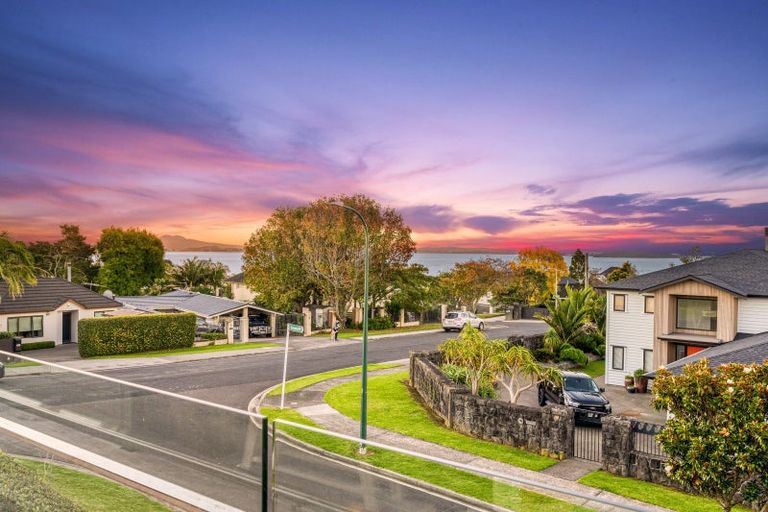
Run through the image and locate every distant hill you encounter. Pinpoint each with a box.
[161,235,242,252]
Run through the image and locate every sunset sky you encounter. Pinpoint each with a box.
[1,1,767,254]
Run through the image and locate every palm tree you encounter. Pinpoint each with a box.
[0,232,37,298]
[537,286,593,354]
[496,345,562,403]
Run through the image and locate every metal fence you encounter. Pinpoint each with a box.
[572,409,608,462]
[0,351,655,512]
[632,421,666,459]
[275,313,304,336]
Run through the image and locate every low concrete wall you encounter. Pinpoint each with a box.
[410,351,573,459]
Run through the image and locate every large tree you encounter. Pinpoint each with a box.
[569,248,586,284]
[653,360,768,512]
[492,266,548,307]
[171,257,229,294]
[0,232,37,297]
[607,261,637,283]
[516,247,567,298]
[387,263,443,320]
[96,227,165,295]
[28,224,97,284]
[439,258,506,312]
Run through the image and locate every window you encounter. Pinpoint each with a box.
[643,349,654,372]
[676,297,717,331]
[7,316,44,337]
[612,346,625,370]
[613,294,626,312]
[673,343,687,362]
[644,296,654,314]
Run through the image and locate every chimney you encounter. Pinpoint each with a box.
[66,263,72,282]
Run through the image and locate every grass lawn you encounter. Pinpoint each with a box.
[266,362,402,397]
[4,361,42,368]
[324,371,557,471]
[16,458,170,511]
[313,323,442,339]
[578,359,605,378]
[91,342,278,359]
[261,407,587,512]
[578,470,750,512]
[477,313,504,319]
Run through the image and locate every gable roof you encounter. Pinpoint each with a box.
[117,290,280,318]
[599,249,768,297]
[0,279,122,315]
[648,331,768,376]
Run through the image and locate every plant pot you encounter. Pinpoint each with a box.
[627,386,636,394]
[624,375,634,389]
[634,376,648,393]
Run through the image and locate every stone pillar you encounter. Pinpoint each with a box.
[399,308,405,326]
[269,314,277,338]
[489,305,495,314]
[303,310,312,336]
[601,415,635,476]
[240,307,248,342]
[226,318,234,344]
[440,304,447,320]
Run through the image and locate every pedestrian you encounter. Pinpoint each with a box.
[332,319,341,341]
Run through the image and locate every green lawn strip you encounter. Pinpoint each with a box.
[5,361,43,368]
[16,458,171,512]
[312,323,442,339]
[266,362,402,397]
[578,359,605,378]
[92,342,278,359]
[260,407,587,512]
[325,371,556,471]
[578,470,750,512]
[477,313,505,319]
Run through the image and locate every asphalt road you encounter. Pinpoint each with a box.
[102,321,547,409]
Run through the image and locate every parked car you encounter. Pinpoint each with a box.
[538,371,611,425]
[442,311,484,332]
[248,316,272,337]
[196,319,223,335]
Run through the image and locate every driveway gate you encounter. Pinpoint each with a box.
[572,409,608,462]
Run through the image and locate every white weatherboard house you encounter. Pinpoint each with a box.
[601,235,768,386]
[0,278,121,345]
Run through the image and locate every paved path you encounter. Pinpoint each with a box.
[256,369,670,512]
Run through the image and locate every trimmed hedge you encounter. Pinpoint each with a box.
[0,452,82,511]
[79,313,196,358]
[200,332,226,341]
[21,341,56,351]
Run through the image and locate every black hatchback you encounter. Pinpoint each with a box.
[538,371,611,425]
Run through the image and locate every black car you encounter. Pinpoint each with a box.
[248,316,272,337]
[538,371,611,425]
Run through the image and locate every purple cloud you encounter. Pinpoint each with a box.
[463,215,517,234]
[666,135,768,176]
[399,205,459,233]
[526,184,556,196]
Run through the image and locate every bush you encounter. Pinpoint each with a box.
[79,313,196,358]
[441,363,468,385]
[350,316,395,331]
[0,332,13,339]
[594,343,606,357]
[21,341,56,351]
[478,380,497,399]
[200,332,227,341]
[559,345,589,366]
[533,348,555,362]
[0,451,82,511]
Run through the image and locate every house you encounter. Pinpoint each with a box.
[0,278,121,345]
[116,290,280,342]
[601,230,768,386]
[226,273,256,302]
[557,276,581,297]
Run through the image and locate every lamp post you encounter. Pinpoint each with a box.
[330,201,369,453]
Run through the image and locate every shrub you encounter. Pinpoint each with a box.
[558,345,589,366]
[20,341,56,351]
[351,316,395,331]
[441,363,468,385]
[533,348,555,362]
[0,451,82,511]
[594,343,606,357]
[200,332,227,341]
[478,380,497,399]
[79,313,195,358]
[0,332,13,339]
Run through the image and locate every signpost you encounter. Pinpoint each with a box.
[280,323,304,409]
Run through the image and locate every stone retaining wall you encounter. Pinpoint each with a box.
[602,416,670,485]
[410,351,573,459]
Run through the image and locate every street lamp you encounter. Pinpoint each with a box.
[329,201,370,453]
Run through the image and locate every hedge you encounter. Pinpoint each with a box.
[78,313,196,358]
[0,452,82,511]
[200,332,226,341]
[21,341,56,351]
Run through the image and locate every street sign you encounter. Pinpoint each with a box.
[288,323,304,334]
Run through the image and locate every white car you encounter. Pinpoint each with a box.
[442,311,484,332]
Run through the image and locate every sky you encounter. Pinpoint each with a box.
[1,1,767,254]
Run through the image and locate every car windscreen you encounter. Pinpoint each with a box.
[564,377,599,393]
[445,313,459,319]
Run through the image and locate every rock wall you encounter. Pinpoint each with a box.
[602,415,671,485]
[410,351,573,459]
[507,333,545,352]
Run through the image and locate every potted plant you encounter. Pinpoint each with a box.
[624,374,634,390]
[627,384,636,394]
[634,368,648,393]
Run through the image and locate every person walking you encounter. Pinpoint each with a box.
[331,319,341,341]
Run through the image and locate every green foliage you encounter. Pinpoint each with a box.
[607,261,638,283]
[516,247,568,302]
[558,345,589,366]
[496,344,562,403]
[28,225,97,284]
[680,246,705,265]
[20,341,56,351]
[652,360,768,512]
[0,451,82,511]
[538,287,593,354]
[96,227,165,295]
[352,316,395,330]
[0,331,13,339]
[569,249,586,283]
[439,258,506,311]
[492,267,548,307]
[0,232,37,297]
[533,348,555,362]
[78,313,195,357]
[477,381,497,399]
[441,363,468,385]
[200,332,226,341]
[387,263,444,315]
[439,325,506,395]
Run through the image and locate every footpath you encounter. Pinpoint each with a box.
[255,368,670,512]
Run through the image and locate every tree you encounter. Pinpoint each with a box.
[387,264,443,320]
[680,246,706,265]
[652,360,768,512]
[0,232,37,297]
[496,345,562,404]
[171,257,229,294]
[439,326,505,395]
[27,225,97,283]
[492,266,548,307]
[96,227,165,295]
[569,249,586,284]
[439,258,506,312]
[607,261,637,282]
[516,247,567,299]
[537,286,593,355]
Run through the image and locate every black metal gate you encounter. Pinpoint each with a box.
[572,409,608,462]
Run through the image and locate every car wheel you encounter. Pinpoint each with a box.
[478,322,485,331]
[538,386,546,406]
[443,328,450,332]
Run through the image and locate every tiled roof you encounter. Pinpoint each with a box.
[0,279,122,315]
[117,290,279,318]
[649,331,768,376]
[600,249,768,297]
[226,272,245,283]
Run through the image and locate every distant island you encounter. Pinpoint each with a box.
[161,235,242,252]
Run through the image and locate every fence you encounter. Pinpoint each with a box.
[0,351,654,512]
[275,313,304,336]
[572,409,609,462]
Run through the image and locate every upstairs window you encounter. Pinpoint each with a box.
[613,294,626,312]
[644,296,655,314]
[676,297,717,331]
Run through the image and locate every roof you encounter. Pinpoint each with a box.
[599,266,620,276]
[599,249,768,297]
[0,278,122,315]
[226,272,245,283]
[558,277,580,285]
[117,290,280,318]
[648,331,768,376]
